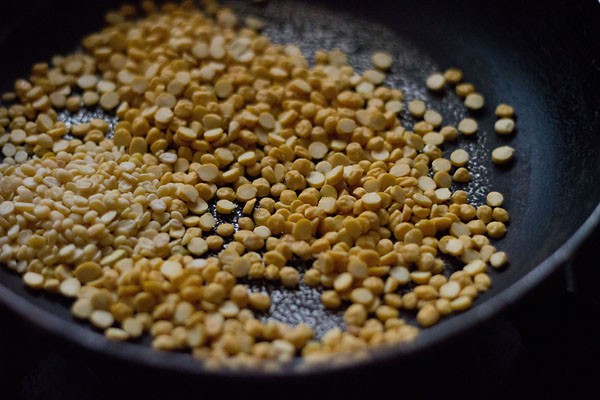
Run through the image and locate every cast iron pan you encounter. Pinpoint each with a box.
[0,0,598,378]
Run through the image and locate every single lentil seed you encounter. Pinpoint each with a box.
[490,251,509,268]
[492,146,515,164]
[99,92,120,110]
[494,118,515,135]
[23,272,44,289]
[458,118,478,135]
[426,73,445,91]
[71,298,94,319]
[371,52,393,70]
[486,192,504,207]
[408,100,426,118]
[443,68,463,85]
[464,93,485,110]
[450,149,469,167]
[495,103,515,118]
[90,310,114,329]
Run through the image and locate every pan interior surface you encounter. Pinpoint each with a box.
[0,0,598,376]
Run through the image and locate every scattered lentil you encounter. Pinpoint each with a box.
[443,68,463,85]
[464,92,485,110]
[458,118,478,135]
[455,83,475,97]
[495,103,515,118]
[426,73,445,91]
[492,146,515,164]
[486,192,504,207]
[494,118,515,135]
[450,149,469,167]
[408,100,426,118]
[23,272,44,289]
[490,251,509,268]
[371,51,393,70]
[0,0,517,367]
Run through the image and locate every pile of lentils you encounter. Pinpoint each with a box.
[0,0,517,368]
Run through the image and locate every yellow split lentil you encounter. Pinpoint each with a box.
[0,0,516,367]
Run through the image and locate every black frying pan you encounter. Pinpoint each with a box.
[0,0,599,380]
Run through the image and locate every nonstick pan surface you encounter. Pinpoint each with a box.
[0,0,598,377]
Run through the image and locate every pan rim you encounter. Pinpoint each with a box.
[0,0,598,377]
[0,201,598,378]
